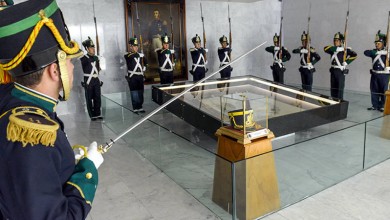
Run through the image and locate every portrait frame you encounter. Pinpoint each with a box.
[124,0,187,84]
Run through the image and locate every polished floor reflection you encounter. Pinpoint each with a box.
[59,87,390,220]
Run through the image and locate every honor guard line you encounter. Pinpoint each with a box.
[98,41,268,154]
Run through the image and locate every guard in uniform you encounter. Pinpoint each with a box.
[364,31,390,112]
[156,34,175,84]
[218,35,233,79]
[124,36,148,113]
[0,0,104,219]
[292,31,321,91]
[265,33,291,84]
[80,37,103,121]
[324,32,357,99]
[190,34,208,82]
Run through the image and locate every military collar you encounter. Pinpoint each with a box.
[12,83,58,112]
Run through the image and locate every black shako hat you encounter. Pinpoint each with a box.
[129,36,139,46]
[228,108,256,131]
[192,34,201,44]
[273,33,280,43]
[219,35,229,45]
[82,36,95,49]
[375,30,386,45]
[0,0,82,77]
[334,32,345,41]
[161,33,170,44]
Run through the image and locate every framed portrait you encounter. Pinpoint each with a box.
[124,0,187,84]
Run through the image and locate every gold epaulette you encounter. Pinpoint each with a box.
[190,48,195,52]
[6,106,59,147]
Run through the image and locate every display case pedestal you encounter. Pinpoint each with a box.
[212,127,280,220]
[384,90,390,115]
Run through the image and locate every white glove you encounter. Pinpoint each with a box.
[139,53,144,58]
[142,66,146,72]
[74,147,85,161]
[274,46,280,51]
[204,48,208,53]
[340,62,347,71]
[336,47,344,52]
[307,63,314,70]
[87,141,104,169]
[386,67,390,73]
[170,49,175,54]
[300,48,308,54]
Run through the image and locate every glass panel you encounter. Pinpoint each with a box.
[234,123,365,219]
[232,138,280,220]
[97,41,390,219]
[101,95,142,134]
[101,94,235,219]
[364,115,390,169]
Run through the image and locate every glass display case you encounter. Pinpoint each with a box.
[152,75,348,139]
[219,93,272,144]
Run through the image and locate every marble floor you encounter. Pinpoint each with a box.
[58,86,390,220]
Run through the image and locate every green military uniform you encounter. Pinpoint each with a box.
[324,32,357,99]
[0,0,101,219]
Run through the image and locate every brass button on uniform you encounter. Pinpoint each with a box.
[86,172,93,179]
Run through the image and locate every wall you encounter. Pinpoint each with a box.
[185,0,281,81]
[56,0,128,114]
[11,0,280,114]
[282,0,390,93]
[15,0,389,115]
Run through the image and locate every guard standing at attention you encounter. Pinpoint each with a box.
[190,34,208,82]
[265,33,291,84]
[218,35,233,79]
[324,32,357,99]
[80,37,103,121]
[0,0,104,219]
[124,36,148,113]
[292,31,321,91]
[364,31,390,112]
[156,33,175,85]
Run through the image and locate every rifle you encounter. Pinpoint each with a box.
[200,3,207,61]
[278,14,283,60]
[306,2,311,64]
[92,0,99,56]
[135,1,144,66]
[228,4,232,60]
[170,2,175,67]
[386,11,390,70]
[343,0,350,67]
